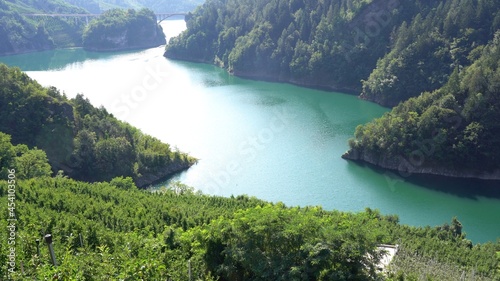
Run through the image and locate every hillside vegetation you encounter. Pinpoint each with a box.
[0,0,90,54]
[0,177,498,280]
[165,0,499,106]
[344,31,500,179]
[83,8,166,51]
[360,0,499,106]
[0,0,175,55]
[0,64,195,186]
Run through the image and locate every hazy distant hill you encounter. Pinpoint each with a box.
[0,0,88,55]
[84,0,205,13]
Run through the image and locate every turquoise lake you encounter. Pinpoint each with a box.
[1,20,499,243]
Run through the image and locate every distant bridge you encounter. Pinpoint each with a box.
[22,13,187,24]
[156,13,188,22]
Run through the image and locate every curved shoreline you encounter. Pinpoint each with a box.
[163,53,362,96]
[342,149,500,181]
[135,160,197,188]
[164,54,500,183]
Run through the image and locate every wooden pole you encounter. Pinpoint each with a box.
[44,234,57,266]
[35,239,41,257]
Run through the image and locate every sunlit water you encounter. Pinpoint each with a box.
[1,20,499,243]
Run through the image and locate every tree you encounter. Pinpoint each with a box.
[14,145,52,179]
[0,132,15,178]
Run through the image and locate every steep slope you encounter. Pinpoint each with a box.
[165,0,415,94]
[344,33,500,179]
[360,0,499,106]
[164,0,499,105]
[0,0,88,55]
[83,8,166,51]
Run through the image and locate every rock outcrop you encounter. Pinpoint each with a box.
[342,149,500,181]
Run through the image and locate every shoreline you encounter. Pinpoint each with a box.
[164,54,500,183]
[135,159,197,188]
[342,149,500,181]
[163,53,365,98]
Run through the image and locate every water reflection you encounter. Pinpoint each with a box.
[0,48,147,71]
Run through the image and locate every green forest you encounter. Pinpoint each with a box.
[0,176,498,280]
[0,64,195,187]
[346,35,500,177]
[165,0,500,179]
[0,0,85,55]
[165,0,499,106]
[83,8,166,51]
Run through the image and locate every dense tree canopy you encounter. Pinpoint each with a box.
[0,0,175,55]
[166,0,499,105]
[166,0,409,93]
[0,132,52,179]
[0,177,497,280]
[347,32,500,177]
[83,8,166,51]
[361,0,500,106]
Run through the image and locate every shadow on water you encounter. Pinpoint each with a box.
[404,173,500,200]
[349,160,500,200]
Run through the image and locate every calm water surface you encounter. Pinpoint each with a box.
[1,20,499,243]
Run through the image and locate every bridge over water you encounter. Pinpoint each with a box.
[23,13,187,24]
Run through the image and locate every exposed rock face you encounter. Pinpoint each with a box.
[342,149,500,181]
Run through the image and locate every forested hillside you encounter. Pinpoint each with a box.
[166,0,403,93]
[0,64,195,186]
[344,32,500,180]
[361,0,500,106]
[83,8,166,51]
[0,0,90,55]
[0,177,498,280]
[165,0,499,105]
[0,133,52,180]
